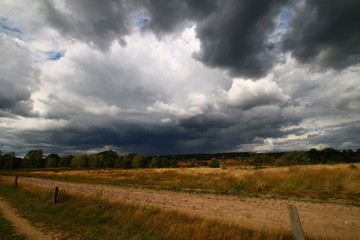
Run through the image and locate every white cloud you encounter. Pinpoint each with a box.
[222,76,289,110]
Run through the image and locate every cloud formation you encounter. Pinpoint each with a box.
[0,0,359,156]
[282,0,360,69]
[0,35,39,117]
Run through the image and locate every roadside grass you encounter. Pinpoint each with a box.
[0,214,26,240]
[1,163,359,202]
[0,183,294,240]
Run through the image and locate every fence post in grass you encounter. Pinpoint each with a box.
[53,186,59,204]
[288,205,305,240]
[14,176,18,187]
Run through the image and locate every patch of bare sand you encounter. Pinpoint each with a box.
[2,176,360,240]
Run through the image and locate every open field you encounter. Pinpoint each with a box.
[2,163,360,203]
[1,163,360,239]
[0,181,294,240]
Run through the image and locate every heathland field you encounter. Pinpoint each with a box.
[0,163,359,239]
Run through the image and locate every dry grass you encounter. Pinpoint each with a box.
[0,182,294,240]
[2,163,360,202]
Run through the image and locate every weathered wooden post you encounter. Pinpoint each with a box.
[14,176,18,187]
[288,205,305,240]
[53,187,59,204]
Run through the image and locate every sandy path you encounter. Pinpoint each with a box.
[2,176,360,240]
[0,197,53,240]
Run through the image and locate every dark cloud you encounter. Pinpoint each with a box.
[282,0,360,69]
[39,0,360,77]
[194,0,287,78]
[42,0,133,50]
[0,35,38,117]
[140,0,288,78]
[139,0,217,34]
[307,121,360,149]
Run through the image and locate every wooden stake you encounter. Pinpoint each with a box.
[53,187,59,204]
[14,176,18,187]
[288,205,305,240]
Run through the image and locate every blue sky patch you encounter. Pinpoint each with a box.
[46,51,65,61]
[133,12,150,28]
[277,8,292,29]
[0,18,23,38]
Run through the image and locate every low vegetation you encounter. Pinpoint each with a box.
[0,182,293,240]
[3,163,359,203]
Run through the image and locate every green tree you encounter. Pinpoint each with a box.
[71,154,89,168]
[59,155,73,167]
[150,156,162,168]
[114,154,134,169]
[283,151,311,165]
[46,153,60,168]
[23,150,44,168]
[132,155,147,168]
[98,150,118,168]
[0,152,15,169]
[88,155,102,168]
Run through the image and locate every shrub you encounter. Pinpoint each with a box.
[209,158,220,168]
[275,160,286,167]
[349,164,358,169]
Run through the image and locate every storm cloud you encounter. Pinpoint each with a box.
[0,0,359,156]
[282,0,360,69]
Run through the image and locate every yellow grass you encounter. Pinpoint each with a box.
[2,163,360,202]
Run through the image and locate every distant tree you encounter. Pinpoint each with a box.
[283,151,311,165]
[114,155,125,168]
[46,153,60,168]
[161,157,170,168]
[151,156,162,168]
[321,148,342,163]
[114,154,134,169]
[170,156,178,168]
[0,152,15,169]
[71,154,89,168]
[307,148,320,163]
[209,158,220,168]
[88,155,102,168]
[98,150,118,168]
[132,155,147,168]
[59,155,72,167]
[23,150,44,168]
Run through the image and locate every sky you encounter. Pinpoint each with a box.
[0,0,359,156]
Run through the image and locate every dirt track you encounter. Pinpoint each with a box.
[1,176,360,240]
[0,197,53,240]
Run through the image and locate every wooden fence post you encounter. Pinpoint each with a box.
[288,205,305,240]
[14,176,18,187]
[53,187,59,204]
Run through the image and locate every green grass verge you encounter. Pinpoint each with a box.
[0,182,295,240]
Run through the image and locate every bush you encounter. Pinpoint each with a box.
[209,158,220,168]
[275,160,286,167]
[349,164,358,169]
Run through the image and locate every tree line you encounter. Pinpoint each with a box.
[0,148,359,170]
